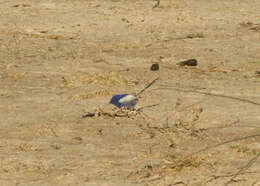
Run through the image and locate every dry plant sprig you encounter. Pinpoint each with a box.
[168,134,260,184]
[82,107,138,118]
[225,151,260,185]
[166,156,203,171]
[201,119,240,131]
[164,134,260,168]
[82,104,159,119]
[205,171,256,184]
[158,86,260,107]
[172,106,204,137]
[189,134,260,157]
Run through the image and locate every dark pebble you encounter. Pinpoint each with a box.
[150,63,159,71]
[177,59,197,66]
[82,113,95,118]
[74,137,83,141]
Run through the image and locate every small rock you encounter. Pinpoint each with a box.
[74,137,83,141]
[153,0,160,8]
[177,59,197,66]
[150,63,159,71]
[255,71,260,76]
[39,30,48,34]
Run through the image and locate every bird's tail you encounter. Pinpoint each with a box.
[136,77,159,96]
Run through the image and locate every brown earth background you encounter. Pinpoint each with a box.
[0,0,260,185]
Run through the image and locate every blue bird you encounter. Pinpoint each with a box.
[110,94,138,110]
[109,77,159,109]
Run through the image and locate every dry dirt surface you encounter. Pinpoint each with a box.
[1,0,260,185]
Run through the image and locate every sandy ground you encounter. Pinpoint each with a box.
[0,0,260,185]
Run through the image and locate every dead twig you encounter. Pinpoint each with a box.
[167,134,260,170]
[205,171,256,184]
[158,86,260,107]
[225,151,260,185]
[201,119,240,131]
[189,134,260,157]
[137,104,159,112]
[82,104,159,119]
[203,124,260,131]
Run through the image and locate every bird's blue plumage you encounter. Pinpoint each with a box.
[109,94,128,108]
[109,94,137,109]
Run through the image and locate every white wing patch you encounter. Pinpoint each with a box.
[119,94,138,109]
[119,95,137,104]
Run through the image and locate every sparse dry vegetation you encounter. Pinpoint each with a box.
[0,0,260,185]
